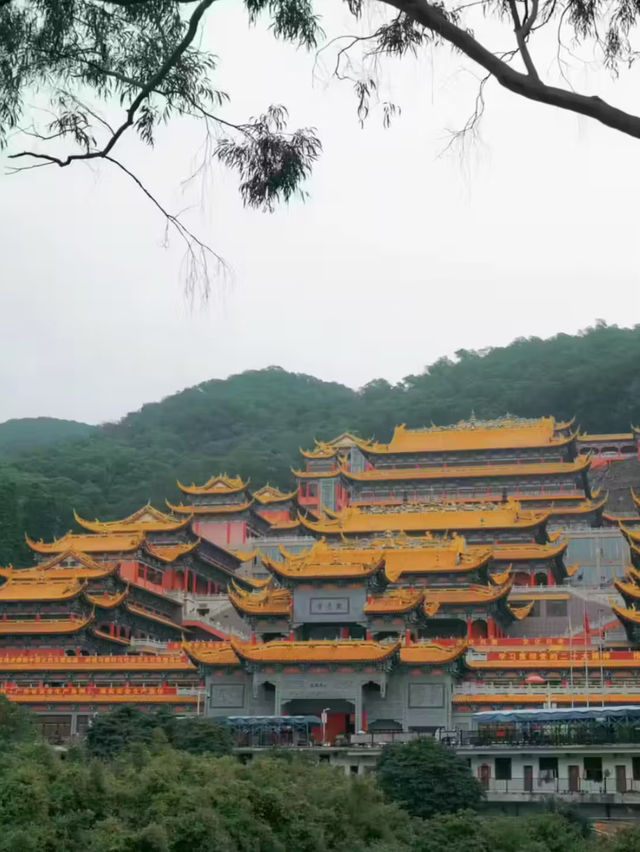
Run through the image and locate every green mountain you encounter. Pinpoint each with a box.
[0,417,95,457]
[2,321,640,567]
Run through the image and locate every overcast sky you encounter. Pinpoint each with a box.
[1,3,639,425]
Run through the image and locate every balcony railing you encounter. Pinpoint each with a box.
[480,776,640,796]
[456,725,640,747]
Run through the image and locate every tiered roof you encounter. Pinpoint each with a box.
[262,551,384,582]
[252,484,298,504]
[26,531,145,554]
[177,474,248,495]
[231,638,400,664]
[73,504,190,533]
[352,417,575,455]
[228,582,291,616]
[338,456,590,482]
[166,499,254,515]
[298,501,549,536]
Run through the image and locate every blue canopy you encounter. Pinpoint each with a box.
[473,705,640,724]
[221,715,321,727]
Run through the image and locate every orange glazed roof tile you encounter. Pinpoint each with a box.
[277,536,491,581]
[262,552,384,581]
[74,504,191,533]
[630,489,640,511]
[0,577,87,601]
[612,602,640,625]
[300,434,361,459]
[0,653,195,671]
[252,484,298,504]
[292,468,339,479]
[580,432,634,442]
[364,589,423,614]
[144,539,200,562]
[353,417,574,455]
[182,641,240,665]
[618,523,640,544]
[177,474,248,495]
[0,613,93,635]
[399,641,467,665]
[26,531,145,554]
[508,601,536,620]
[492,539,568,561]
[339,456,591,482]
[298,502,549,536]
[166,499,253,515]
[228,582,291,616]
[231,638,400,664]
[547,494,607,515]
[614,577,640,601]
[423,580,513,610]
[86,588,129,609]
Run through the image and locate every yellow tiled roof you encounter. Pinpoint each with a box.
[364,588,423,614]
[231,638,400,664]
[166,499,252,515]
[74,504,190,533]
[86,589,129,609]
[228,582,291,616]
[144,540,200,562]
[252,484,298,503]
[340,456,590,482]
[492,539,568,561]
[182,641,240,666]
[0,577,87,601]
[26,532,144,554]
[298,502,549,535]
[399,641,467,665]
[177,474,247,495]
[0,613,93,634]
[354,418,574,454]
[263,552,384,581]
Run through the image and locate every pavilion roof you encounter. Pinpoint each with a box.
[630,489,640,512]
[547,494,607,515]
[177,474,248,495]
[580,432,634,442]
[297,501,549,536]
[422,580,513,615]
[0,577,87,602]
[166,499,254,515]
[339,456,591,482]
[0,613,94,635]
[352,417,575,455]
[182,641,241,666]
[363,588,423,614]
[0,551,116,581]
[230,638,400,664]
[614,576,640,603]
[262,552,384,581]
[228,581,291,616]
[74,504,191,533]
[612,602,640,627]
[26,531,145,554]
[86,588,129,609]
[300,433,361,459]
[492,539,568,562]
[399,641,467,665]
[252,484,299,504]
[144,539,200,562]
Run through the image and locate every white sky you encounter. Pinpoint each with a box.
[1,2,639,425]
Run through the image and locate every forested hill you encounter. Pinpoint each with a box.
[0,418,95,456]
[1,322,640,566]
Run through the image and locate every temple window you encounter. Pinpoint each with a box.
[546,599,568,618]
[494,757,512,781]
[583,756,603,782]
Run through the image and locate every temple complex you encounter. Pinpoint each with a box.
[6,414,640,742]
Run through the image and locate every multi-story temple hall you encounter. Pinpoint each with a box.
[3,414,640,747]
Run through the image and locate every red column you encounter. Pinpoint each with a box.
[339,626,349,639]
[192,572,197,594]
[466,617,473,640]
[487,617,495,640]
[207,580,212,595]
[184,568,189,592]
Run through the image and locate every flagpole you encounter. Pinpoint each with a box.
[600,628,605,709]
[568,607,574,708]
[584,600,590,709]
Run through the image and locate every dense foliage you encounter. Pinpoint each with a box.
[376,738,484,818]
[85,706,233,759]
[0,705,638,852]
[1,323,640,566]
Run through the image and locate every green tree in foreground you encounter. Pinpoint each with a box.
[376,738,484,819]
[85,706,234,759]
[0,695,36,748]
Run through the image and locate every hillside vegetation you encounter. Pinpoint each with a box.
[1,322,639,566]
[0,417,95,456]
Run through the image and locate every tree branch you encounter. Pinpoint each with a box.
[381,0,640,139]
[8,0,219,168]
[507,0,540,80]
